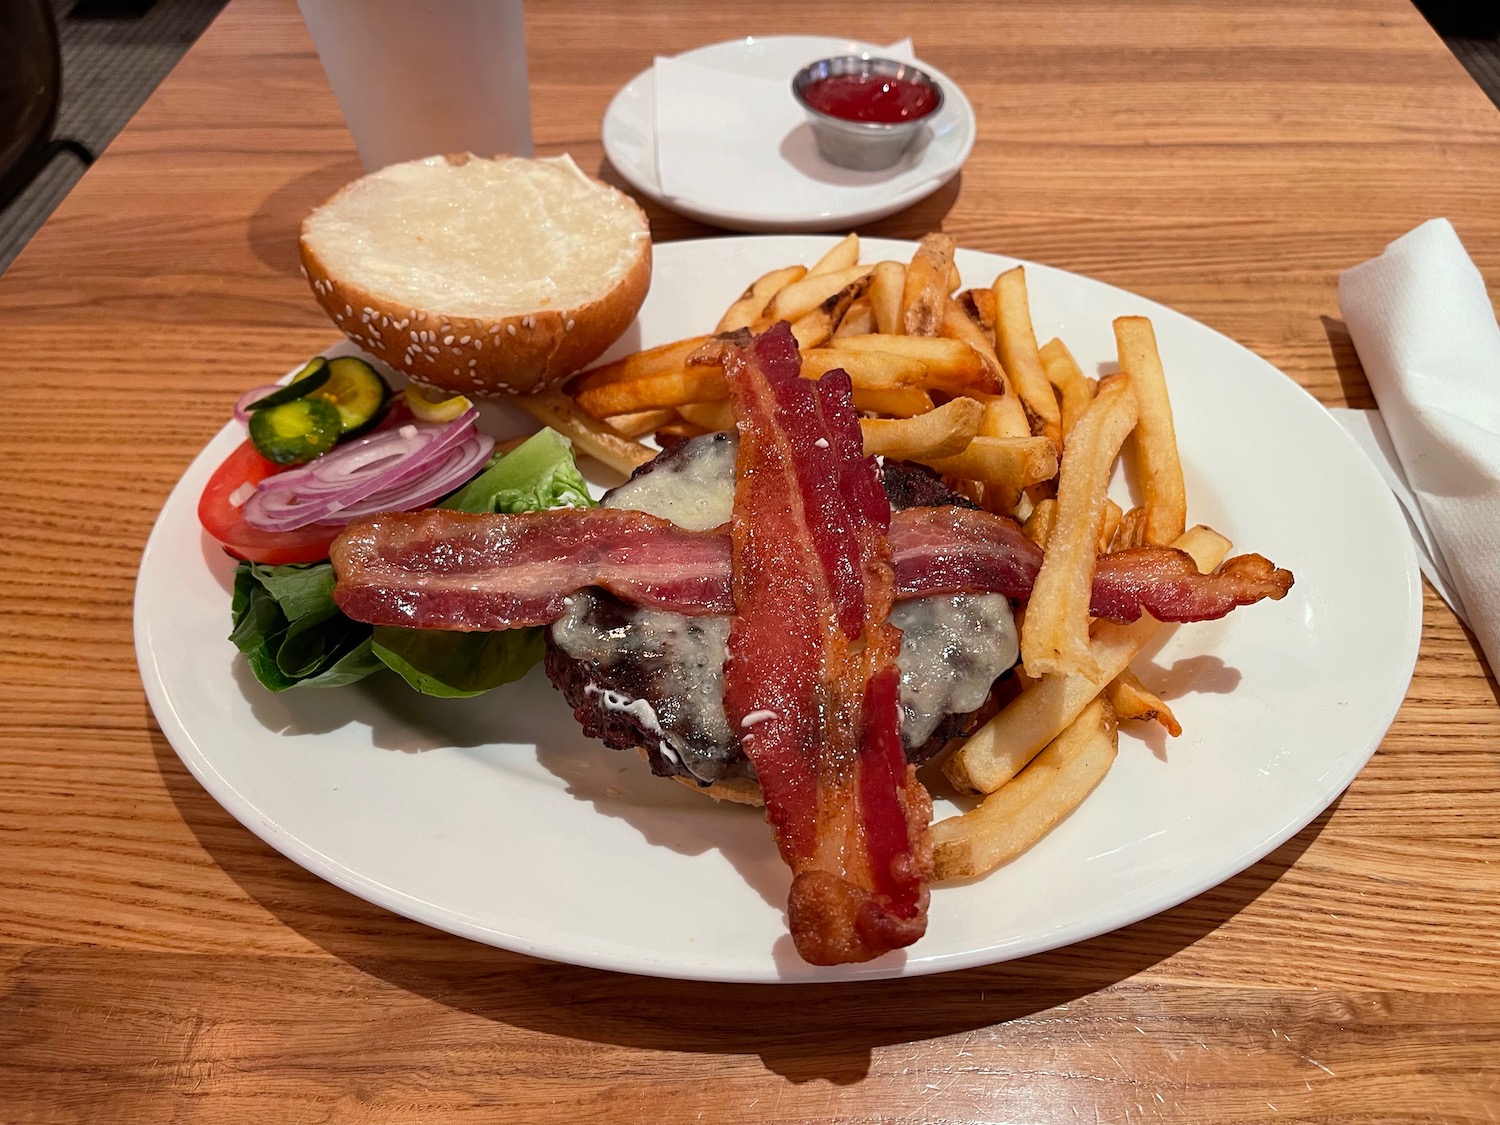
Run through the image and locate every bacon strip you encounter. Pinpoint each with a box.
[331,507,734,628]
[889,506,1294,623]
[720,323,931,966]
[332,502,1292,632]
[1092,548,1295,623]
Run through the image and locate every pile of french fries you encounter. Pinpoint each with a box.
[524,233,1232,885]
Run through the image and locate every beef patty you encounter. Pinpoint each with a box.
[544,432,1019,792]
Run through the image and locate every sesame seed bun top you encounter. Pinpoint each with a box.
[299,153,651,396]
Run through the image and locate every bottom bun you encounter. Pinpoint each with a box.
[634,747,764,806]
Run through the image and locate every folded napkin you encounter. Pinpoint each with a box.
[653,40,916,212]
[1338,218,1500,672]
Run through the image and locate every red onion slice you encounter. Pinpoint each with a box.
[241,410,493,532]
[325,434,495,521]
[233,383,286,425]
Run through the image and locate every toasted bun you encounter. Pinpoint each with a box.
[631,747,764,807]
[300,153,651,395]
[671,773,765,807]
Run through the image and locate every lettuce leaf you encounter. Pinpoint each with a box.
[371,626,546,698]
[441,427,594,514]
[229,561,383,690]
[229,427,595,695]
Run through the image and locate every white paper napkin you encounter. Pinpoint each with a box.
[1337,218,1500,671]
[652,39,916,212]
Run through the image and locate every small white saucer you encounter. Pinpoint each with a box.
[602,35,976,232]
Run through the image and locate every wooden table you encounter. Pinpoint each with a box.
[3,0,1498,1119]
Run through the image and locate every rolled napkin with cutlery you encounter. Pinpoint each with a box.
[1337,218,1500,673]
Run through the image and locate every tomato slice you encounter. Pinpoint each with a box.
[198,440,340,565]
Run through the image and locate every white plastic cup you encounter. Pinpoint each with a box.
[297,0,533,171]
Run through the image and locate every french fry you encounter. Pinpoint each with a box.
[715,266,807,333]
[516,389,656,476]
[803,348,925,390]
[945,525,1231,794]
[1112,505,1149,551]
[932,697,1119,881]
[972,390,1032,514]
[808,233,859,276]
[974,392,1030,439]
[869,261,906,335]
[1098,498,1123,554]
[575,366,728,417]
[1115,316,1187,546]
[765,264,874,324]
[1022,497,1058,548]
[861,397,984,461]
[677,400,735,432]
[655,419,710,445]
[827,334,999,396]
[901,232,956,336]
[956,287,997,334]
[604,408,679,438]
[1106,668,1182,736]
[922,436,1059,493]
[940,298,1009,391]
[1020,373,1139,680]
[851,385,934,417]
[993,266,1064,444]
[944,475,988,507]
[572,335,714,393]
[833,296,875,338]
[1038,337,1098,440]
[789,276,870,351]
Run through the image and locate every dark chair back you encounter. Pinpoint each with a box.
[0,0,85,209]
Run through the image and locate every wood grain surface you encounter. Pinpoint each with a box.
[2,0,1499,1121]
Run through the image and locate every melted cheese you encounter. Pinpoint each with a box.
[553,597,735,781]
[889,593,1018,746]
[605,432,736,531]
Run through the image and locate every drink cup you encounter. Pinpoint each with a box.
[297,0,533,171]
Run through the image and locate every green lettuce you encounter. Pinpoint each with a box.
[229,562,383,690]
[229,427,595,695]
[370,626,546,698]
[441,426,593,514]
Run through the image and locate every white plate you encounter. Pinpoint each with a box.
[136,236,1421,983]
[601,36,976,231]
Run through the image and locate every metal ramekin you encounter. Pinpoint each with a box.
[791,55,944,171]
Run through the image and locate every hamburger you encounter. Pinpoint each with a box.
[327,321,1293,966]
[543,431,1021,805]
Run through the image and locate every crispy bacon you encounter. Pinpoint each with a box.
[886,505,1045,603]
[332,502,1292,632]
[720,323,931,966]
[331,507,733,628]
[1092,548,1295,623]
[889,506,1294,623]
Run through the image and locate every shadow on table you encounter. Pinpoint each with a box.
[247,156,365,278]
[150,720,1337,1087]
[591,157,963,244]
[1320,314,1374,409]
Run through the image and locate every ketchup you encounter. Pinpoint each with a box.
[802,72,939,124]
